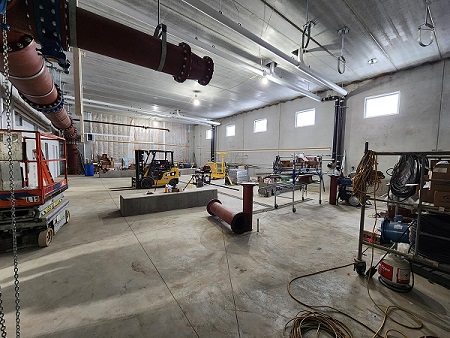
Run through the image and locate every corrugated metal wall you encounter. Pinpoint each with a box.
[89,113,190,164]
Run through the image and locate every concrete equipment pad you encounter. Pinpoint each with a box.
[120,188,217,216]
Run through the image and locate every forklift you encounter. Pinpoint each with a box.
[132,150,180,189]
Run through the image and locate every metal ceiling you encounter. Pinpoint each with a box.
[60,0,449,121]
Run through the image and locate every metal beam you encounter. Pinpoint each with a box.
[182,0,348,96]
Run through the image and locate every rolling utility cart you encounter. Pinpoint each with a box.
[258,154,325,212]
[0,131,70,248]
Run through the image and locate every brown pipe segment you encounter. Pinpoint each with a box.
[1,37,58,106]
[75,8,213,85]
[66,143,79,175]
[241,183,256,228]
[207,199,249,234]
[329,175,338,205]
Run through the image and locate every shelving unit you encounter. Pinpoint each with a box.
[354,144,450,286]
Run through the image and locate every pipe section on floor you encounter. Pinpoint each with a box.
[207,199,250,234]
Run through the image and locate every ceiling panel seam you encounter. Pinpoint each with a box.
[341,0,398,70]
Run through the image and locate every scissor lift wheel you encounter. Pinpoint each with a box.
[38,228,54,247]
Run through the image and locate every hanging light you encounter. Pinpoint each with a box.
[193,94,200,106]
[260,72,269,85]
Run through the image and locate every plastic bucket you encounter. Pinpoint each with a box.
[85,164,95,176]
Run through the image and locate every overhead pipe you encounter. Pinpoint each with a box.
[3,0,215,174]
[0,32,79,174]
[181,33,321,101]
[71,118,170,132]
[6,1,214,85]
[65,97,221,126]
[73,8,214,85]
[181,0,347,96]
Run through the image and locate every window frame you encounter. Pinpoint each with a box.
[253,118,267,133]
[295,108,316,128]
[226,124,235,137]
[205,129,212,140]
[364,91,400,119]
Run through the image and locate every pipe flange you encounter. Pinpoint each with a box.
[173,42,192,83]
[31,0,70,72]
[6,35,33,52]
[20,84,64,114]
[198,56,214,86]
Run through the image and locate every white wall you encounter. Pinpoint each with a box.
[194,59,449,181]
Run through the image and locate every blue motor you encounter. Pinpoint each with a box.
[381,216,410,244]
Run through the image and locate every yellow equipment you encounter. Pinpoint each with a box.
[204,152,227,180]
[132,150,180,189]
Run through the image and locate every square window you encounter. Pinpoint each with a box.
[206,129,212,140]
[364,92,400,118]
[254,118,267,133]
[226,125,235,137]
[15,114,23,127]
[295,109,315,127]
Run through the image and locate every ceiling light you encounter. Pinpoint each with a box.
[368,58,378,65]
[193,94,200,106]
[260,75,269,85]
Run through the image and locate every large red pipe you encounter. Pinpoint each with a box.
[207,199,250,234]
[75,8,213,85]
[0,32,79,174]
[3,1,215,175]
[5,2,214,86]
[241,183,256,227]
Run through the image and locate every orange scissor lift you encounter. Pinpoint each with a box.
[0,130,70,248]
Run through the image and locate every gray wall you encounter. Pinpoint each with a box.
[194,59,449,182]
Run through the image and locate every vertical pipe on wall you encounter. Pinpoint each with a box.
[211,125,216,162]
[436,60,446,150]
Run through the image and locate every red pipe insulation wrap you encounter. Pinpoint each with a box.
[207,199,250,235]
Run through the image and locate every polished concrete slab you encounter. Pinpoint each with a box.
[0,176,449,337]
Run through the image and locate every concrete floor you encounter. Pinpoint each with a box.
[0,176,449,337]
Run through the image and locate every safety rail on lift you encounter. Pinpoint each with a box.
[0,130,68,209]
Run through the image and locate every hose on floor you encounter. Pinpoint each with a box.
[286,151,428,338]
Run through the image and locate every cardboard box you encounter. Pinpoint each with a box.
[430,164,450,192]
[420,188,434,204]
[434,191,450,209]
